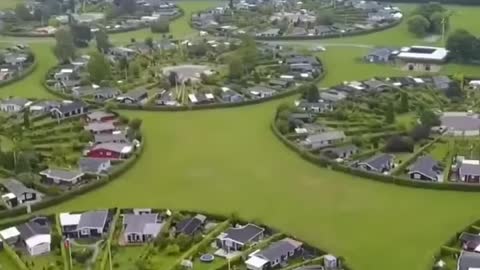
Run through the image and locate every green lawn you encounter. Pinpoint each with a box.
[2,3,480,270]
[0,0,23,10]
[0,251,19,270]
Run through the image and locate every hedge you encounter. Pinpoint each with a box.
[281,256,325,270]
[390,136,442,175]
[98,208,120,270]
[55,213,70,270]
[0,138,145,219]
[271,121,480,192]
[0,58,37,88]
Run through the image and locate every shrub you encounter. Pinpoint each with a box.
[165,244,180,255]
[385,135,414,153]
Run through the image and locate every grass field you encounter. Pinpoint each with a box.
[0,0,23,10]
[2,2,480,270]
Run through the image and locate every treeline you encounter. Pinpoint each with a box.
[374,0,480,5]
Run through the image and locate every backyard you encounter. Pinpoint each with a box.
[2,2,480,270]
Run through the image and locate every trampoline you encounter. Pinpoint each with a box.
[200,254,215,263]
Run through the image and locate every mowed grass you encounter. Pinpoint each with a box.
[0,251,19,270]
[2,4,480,270]
[0,0,23,9]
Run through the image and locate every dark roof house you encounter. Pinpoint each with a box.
[408,155,443,182]
[175,214,206,236]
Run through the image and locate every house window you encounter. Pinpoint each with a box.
[106,152,112,156]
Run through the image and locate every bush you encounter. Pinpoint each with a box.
[151,19,170,33]
[385,135,414,153]
[165,244,180,255]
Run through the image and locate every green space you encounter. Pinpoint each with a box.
[0,0,23,10]
[0,251,18,270]
[2,2,480,270]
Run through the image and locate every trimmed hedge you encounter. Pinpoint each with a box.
[271,121,480,192]
[1,239,29,270]
[98,208,120,270]
[55,213,70,270]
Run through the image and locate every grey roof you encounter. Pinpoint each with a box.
[78,158,110,174]
[120,88,148,100]
[460,232,480,244]
[56,100,87,114]
[458,251,480,270]
[40,168,84,181]
[363,79,390,90]
[460,163,480,177]
[175,214,206,235]
[94,133,129,144]
[1,178,42,198]
[222,224,264,244]
[258,28,280,35]
[285,56,320,66]
[1,98,30,107]
[306,131,346,143]
[432,76,452,89]
[440,114,480,131]
[248,86,277,93]
[360,154,395,171]
[123,213,161,235]
[408,155,442,180]
[17,221,50,240]
[367,48,393,59]
[78,210,109,229]
[95,87,121,97]
[257,238,302,261]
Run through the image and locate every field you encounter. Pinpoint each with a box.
[2,2,480,270]
[0,0,23,10]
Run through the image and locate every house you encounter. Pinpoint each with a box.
[245,238,303,270]
[289,113,316,123]
[458,251,480,270]
[84,121,116,134]
[175,214,206,236]
[116,89,149,104]
[0,178,42,208]
[432,76,454,91]
[459,232,480,252]
[87,111,116,122]
[93,87,121,101]
[0,226,21,245]
[302,131,346,150]
[362,79,392,92]
[221,89,245,103]
[408,155,443,182]
[295,123,327,135]
[87,142,134,160]
[39,169,85,185]
[50,100,88,120]
[94,132,130,144]
[29,100,61,115]
[457,158,480,183]
[78,158,112,175]
[256,28,280,37]
[216,223,264,252]
[122,213,163,244]
[71,85,96,97]
[17,220,51,256]
[364,48,394,63]
[358,154,395,173]
[60,210,109,239]
[323,145,359,159]
[0,98,32,113]
[248,86,277,99]
[319,90,347,103]
[268,79,292,89]
[54,66,78,82]
[296,100,333,113]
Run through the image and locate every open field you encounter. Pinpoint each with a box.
[2,3,480,270]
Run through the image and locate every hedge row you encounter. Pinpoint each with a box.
[254,19,402,41]
[0,139,145,219]
[1,239,29,270]
[55,213,70,270]
[98,208,120,270]
[282,256,325,270]
[0,59,37,88]
[271,121,480,192]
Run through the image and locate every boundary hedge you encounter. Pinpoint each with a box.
[0,58,37,89]
[0,238,29,270]
[271,121,480,192]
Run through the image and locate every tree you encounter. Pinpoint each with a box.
[399,92,409,113]
[129,61,141,79]
[168,71,179,87]
[118,0,136,15]
[165,244,180,255]
[129,118,142,130]
[23,110,30,129]
[145,37,154,50]
[151,19,170,33]
[419,109,440,127]
[302,84,320,102]
[410,124,431,141]
[71,24,92,47]
[407,15,430,37]
[385,103,395,124]
[238,35,258,73]
[15,4,32,21]
[15,152,32,174]
[228,56,243,80]
[95,29,111,53]
[87,51,111,84]
[118,56,129,80]
[412,3,445,19]
[275,119,289,134]
[175,234,192,251]
[316,10,335,25]
[54,27,76,63]
[446,29,480,61]
[429,11,447,34]
[385,135,414,153]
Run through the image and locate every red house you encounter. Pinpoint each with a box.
[86,111,117,123]
[87,143,134,160]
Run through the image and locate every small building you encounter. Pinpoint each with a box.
[93,87,121,101]
[50,100,88,120]
[323,145,359,159]
[0,178,42,208]
[17,220,51,256]
[0,98,32,113]
[60,210,109,239]
[302,131,346,150]
[78,158,112,175]
[216,223,264,252]
[175,214,206,236]
[245,238,303,270]
[116,89,149,104]
[364,48,394,63]
[0,226,21,245]
[358,154,395,173]
[248,86,277,99]
[84,121,116,134]
[459,232,480,252]
[457,157,480,183]
[396,46,449,63]
[122,213,163,244]
[94,132,130,145]
[296,100,333,113]
[39,169,85,185]
[408,155,443,182]
[87,143,134,160]
[458,251,480,270]
[86,111,116,122]
[256,28,280,37]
